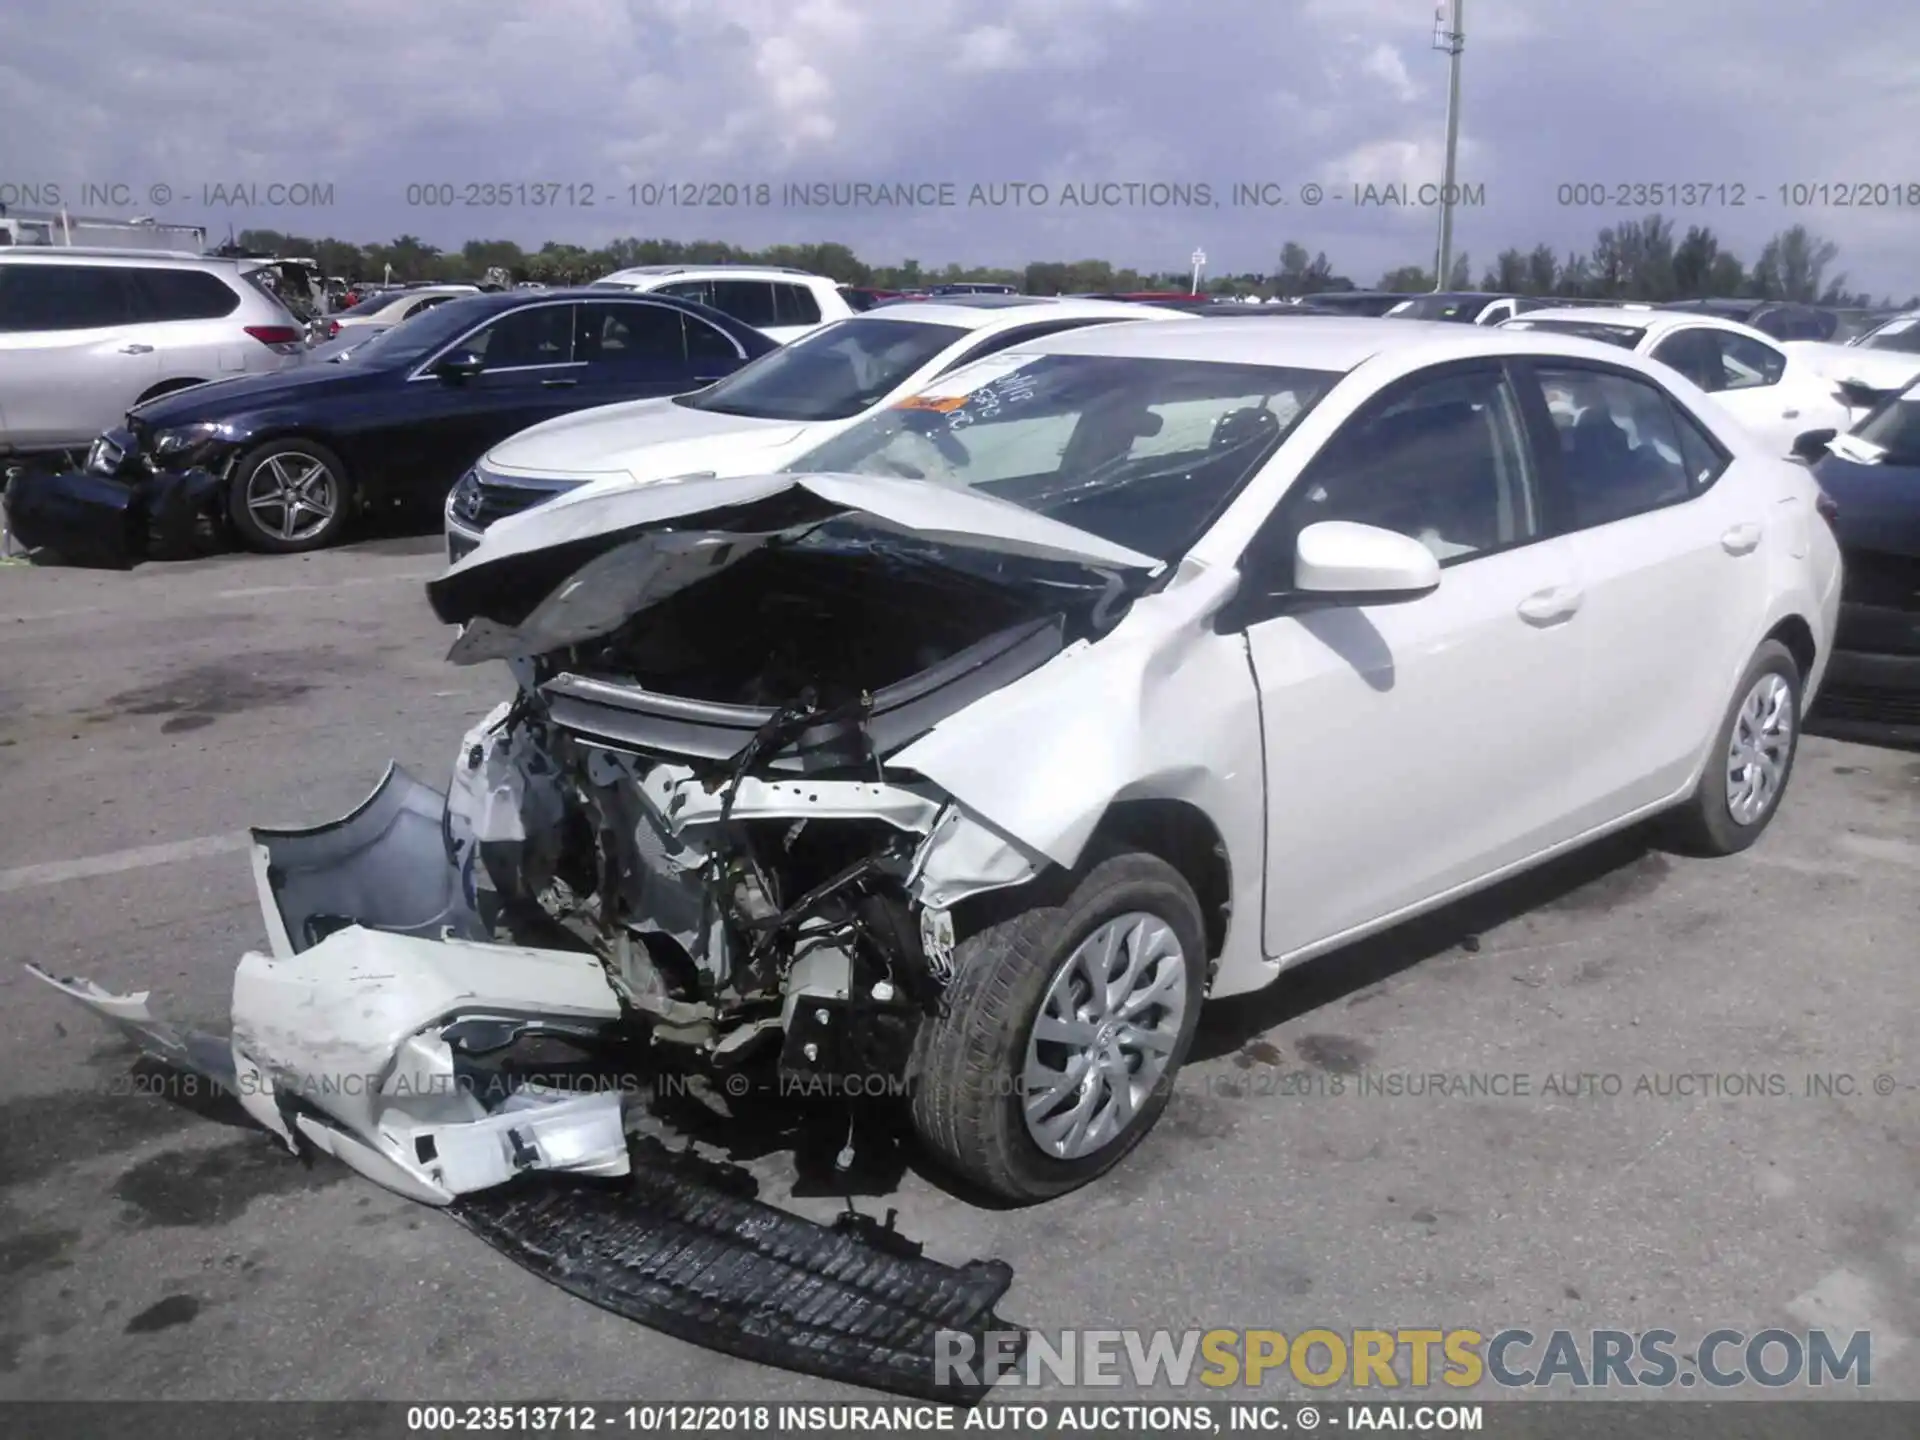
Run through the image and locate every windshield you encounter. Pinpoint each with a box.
[1393,294,1492,322]
[783,352,1340,562]
[1503,318,1645,349]
[1856,316,1920,354]
[675,316,967,422]
[348,295,500,366]
[1852,384,1920,461]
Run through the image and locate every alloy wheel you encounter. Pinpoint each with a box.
[1725,671,1794,826]
[1023,911,1189,1160]
[244,452,339,543]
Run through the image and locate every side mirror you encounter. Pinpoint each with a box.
[1218,520,1440,631]
[433,349,485,383]
[1293,520,1441,602]
[1791,428,1837,462]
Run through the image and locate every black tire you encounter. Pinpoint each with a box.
[909,849,1207,1204]
[227,438,354,553]
[1663,639,1803,856]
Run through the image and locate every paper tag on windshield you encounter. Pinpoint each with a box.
[1826,432,1886,464]
[895,353,1040,410]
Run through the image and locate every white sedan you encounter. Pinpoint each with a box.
[41,318,1840,1209]
[441,297,1179,560]
[1501,306,1853,458]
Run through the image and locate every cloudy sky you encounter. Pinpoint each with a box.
[4,0,1917,292]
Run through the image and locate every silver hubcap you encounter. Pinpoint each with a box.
[245,453,337,542]
[1726,672,1794,826]
[1023,911,1188,1161]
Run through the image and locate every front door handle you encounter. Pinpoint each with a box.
[540,377,578,388]
[1721,522,1763,555]
[1782,408,1800,419]
[1517,585,1583,625]
[119,343,154,355]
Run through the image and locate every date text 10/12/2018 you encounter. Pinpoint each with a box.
[1557,181,1920,207]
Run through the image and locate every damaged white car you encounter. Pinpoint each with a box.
[39,318,1841,1207]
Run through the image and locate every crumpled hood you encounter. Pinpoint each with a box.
[482,396,805,478]
[427,471,1161,636]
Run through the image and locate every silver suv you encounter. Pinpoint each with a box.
[0,248,308,457]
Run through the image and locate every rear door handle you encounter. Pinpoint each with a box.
[1517,585,1583,625]
[540,377,578,388]
[119,343,154,355]
[1721,522,1763,554]
[1782,408,1800,419]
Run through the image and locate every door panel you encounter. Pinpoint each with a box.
[1239,362,1589,956]
[1251,540,1587,956]
[1534,364,1766,813]
[363,303,582,500]
[0,266,155,447]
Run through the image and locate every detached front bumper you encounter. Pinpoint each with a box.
[4,458,224,567]
[33,764,634,1206]
[31,763,1026,1398]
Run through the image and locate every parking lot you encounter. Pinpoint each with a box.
[1,537,1916,1402]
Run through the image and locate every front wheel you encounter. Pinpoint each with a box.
[1663,639,1803,856]
[227,439,353,553]
[910,850,1207,1203]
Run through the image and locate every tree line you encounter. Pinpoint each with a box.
[231,216,1915,308]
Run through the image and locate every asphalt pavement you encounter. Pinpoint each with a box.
[0,536,1915,1404]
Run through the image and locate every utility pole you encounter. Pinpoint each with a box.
[1190,248,1206,295]
[1432,0,1466,291]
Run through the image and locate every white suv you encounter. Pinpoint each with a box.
[0,249,307,457]
[589,265,852,344]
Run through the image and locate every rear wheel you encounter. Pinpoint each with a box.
[1664,639,1802,856]
[227,439,353,553]
[909,850,1206,1203]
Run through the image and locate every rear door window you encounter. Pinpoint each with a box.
[772,282,822,325]
[707,280,778,328]
[575,301,688,366]
[127,268,241,320]
[1536,366,1694,528]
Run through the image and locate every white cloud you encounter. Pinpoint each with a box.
[1359,43,1419,103]
[0,0,1914,293]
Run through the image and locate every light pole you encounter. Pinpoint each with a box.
[1431,0,1466,291]
[1190,248,1206,295]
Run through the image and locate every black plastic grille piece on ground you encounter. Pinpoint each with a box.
[450,1140,1025,1402]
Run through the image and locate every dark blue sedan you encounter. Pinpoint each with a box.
[7,288,774,562]
[1806,383,1920,742]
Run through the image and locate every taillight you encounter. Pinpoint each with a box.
[245,325,302,346]
[1815,487,1839,526]
[327,319,341,339]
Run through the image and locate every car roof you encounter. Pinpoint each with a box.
[996,313,1675,373]
[842,297,1174,331]
[596,264,826,283]
[1510,306,1783,346]
[0,248,234,268]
